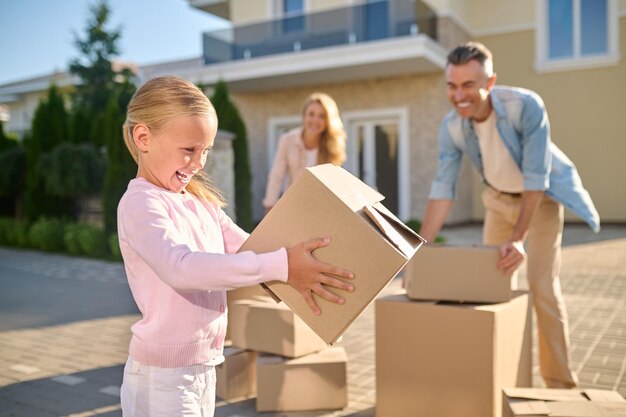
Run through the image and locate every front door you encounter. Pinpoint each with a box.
[346,119,400,215]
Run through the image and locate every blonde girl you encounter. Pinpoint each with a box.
[118,76,353,416]
[262,92,347,210]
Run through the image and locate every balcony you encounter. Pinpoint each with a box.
[202,0,437,64]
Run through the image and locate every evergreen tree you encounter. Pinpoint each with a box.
[102,84,136,235]
[69,0,123,147]
[0,121,23,216]
[69,0,137,232]
[210,81,254,231]
[23,85,73,220]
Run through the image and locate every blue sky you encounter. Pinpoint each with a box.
[0,0,230,85]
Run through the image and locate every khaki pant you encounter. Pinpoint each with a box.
[482,188,578,388]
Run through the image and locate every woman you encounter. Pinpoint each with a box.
[262,92,346,211]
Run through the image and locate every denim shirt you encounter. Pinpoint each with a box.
[429,86,600,232]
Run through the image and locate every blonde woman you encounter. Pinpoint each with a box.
[263,92,347,211]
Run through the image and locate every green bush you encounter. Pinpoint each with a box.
[29,218,65,252]
[63,223,83,255]
[76,224,108,258]
[14,222,30,248]
[108,232,122,261]
[0,218,21,246]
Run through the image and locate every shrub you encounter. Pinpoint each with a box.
[76,224,108,258]
[63,223,83,255]
[29,218,65,252]
[0,218,16,246]
[108,232,122,261]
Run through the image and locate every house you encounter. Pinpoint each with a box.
[2,0,624,227]
[183,0,625,225]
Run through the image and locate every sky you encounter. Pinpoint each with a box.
[0,0,231,85]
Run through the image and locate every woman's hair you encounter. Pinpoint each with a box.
[302,92,346,165]
[123,76,224,205]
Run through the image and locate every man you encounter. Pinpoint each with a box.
[419,42,599,388]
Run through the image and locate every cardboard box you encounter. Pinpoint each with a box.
[404,244,515,303]
[226,285,267,341]
[503,388,626,417]
[256,347,348,412]
[239,164,424,344]
[229,297,327,358]
[376,291,532,417]
[216,346,257,401]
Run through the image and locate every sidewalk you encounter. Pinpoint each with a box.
[0,223,624,416]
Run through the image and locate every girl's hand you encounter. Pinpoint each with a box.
[286,237,354,316]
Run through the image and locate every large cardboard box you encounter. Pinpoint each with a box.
[216,346,257,401]
[229,297,327,358]
[256,347,347,412]
[376,291,532,417]
[239,164,424,344]
[503,388,626,417]
[404,244,515,303]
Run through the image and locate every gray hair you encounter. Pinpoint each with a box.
[447,42,494,76]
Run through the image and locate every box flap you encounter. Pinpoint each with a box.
[287,347,348,365]
[308,164,384,211]
[548,401,607,417]
[584,390,626,403]
[504,388,588,402]
[363,204,424,258]
[508,399,551,416]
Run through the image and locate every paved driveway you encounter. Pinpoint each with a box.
[0,224,624,416]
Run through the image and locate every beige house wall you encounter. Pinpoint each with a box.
[232,73,477,223]
[229,0,352,25]
[473,16,626,223]
[230,1,271,25]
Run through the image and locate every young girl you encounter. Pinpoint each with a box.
[262,92,346,212]
[117,76,353,416]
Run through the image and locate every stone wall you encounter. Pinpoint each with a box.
[205,129,236,220]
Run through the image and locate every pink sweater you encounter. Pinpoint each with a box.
[117,178,288,368]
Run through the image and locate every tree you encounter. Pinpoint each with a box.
[102,86,136,235]
[69,0,137,233]
[210,81,254,231]
[0,121,23,216]
[69,0,123,147]
[23,85,73,221]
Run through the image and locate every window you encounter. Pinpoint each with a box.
[281,0,305,33]
[536,0,619,72]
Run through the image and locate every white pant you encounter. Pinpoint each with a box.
[121,356,217,417]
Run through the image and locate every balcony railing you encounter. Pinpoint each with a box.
[202,0,437,64]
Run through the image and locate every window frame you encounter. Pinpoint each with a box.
[535,0,620,73]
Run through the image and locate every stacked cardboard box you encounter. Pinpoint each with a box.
[227,296,348,411]
[376,245,532,417]
[228,297,327,358]
[404,245,516,303]
[215,346,257,401]
[256,347,348,412]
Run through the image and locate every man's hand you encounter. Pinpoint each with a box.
[497,240,525,274]
[287,237,354,316]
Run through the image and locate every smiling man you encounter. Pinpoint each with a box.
[419,42,600,388]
